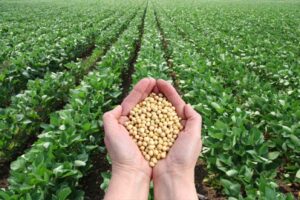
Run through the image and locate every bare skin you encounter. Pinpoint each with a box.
[103,78,202,200]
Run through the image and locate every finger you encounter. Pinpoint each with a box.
[103,105,122,135]
[181,119,186,127]
[153,85,159,93]
[121,77,156,116]
[184,104,202,138]
[143,77,156,99]
[119,116,129,125]
[157,79,186,118]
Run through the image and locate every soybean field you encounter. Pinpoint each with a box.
[0,0,299,199]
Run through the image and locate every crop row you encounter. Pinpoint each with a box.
[0,1,111,63]
[0,1,109,38]
[119,1,148,98]
[153,2,297,199]
[160,2,300,97]
[156,3,300,186]
[132,4,169,83]
[100,5,171,199]
[0,3,145,199]
[0,9,137,165]
[0,2,126,107]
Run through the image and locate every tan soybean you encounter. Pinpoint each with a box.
[125,93,183,167]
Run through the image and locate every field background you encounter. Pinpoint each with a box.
[0,0,299,199]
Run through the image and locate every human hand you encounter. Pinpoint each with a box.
[103,78,156,200]
[103,78,202,200]
[152,79,202,200]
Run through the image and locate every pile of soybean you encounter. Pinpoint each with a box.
[125,93,183,167]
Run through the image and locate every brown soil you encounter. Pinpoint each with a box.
[0,177,8,189]
[278,181,300,199]
[79,150,110,200]
[120,4,148,99]
[200,183,226,200]
[195,161,226,200]
[153,9,180,92]
[79,44,96,60]
[0,164,9,189]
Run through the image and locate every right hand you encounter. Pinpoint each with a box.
[152,79,202,200]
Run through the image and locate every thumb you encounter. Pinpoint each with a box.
[184,104,202,138]
[103,105,122,136]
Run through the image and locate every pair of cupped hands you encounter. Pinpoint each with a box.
[103,78,202,200]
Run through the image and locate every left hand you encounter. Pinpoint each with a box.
[103,78,156,178]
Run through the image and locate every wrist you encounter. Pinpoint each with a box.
[111,164,150,183]
[154,168,194,188]
[104,165,150,200]
[153,169,197,200]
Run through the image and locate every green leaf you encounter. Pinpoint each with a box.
[267,151,280,160]
[82,122,91,131]
[57,187,71,200]
[226,169,238,177]
[10,158,26,171]
[281,125,292,133]
[220,178,241,197]
[296,169,300,179]
[208,131,224,140]
[248,128,263,145]
[290,135,300,146]
[265,187,276,199]
[74,160,86,167]
[100,172,111,191]
[211,102,224,114]
[23,119,32,125]
[59,125,66,131]
[16,114,24,122]
[0,191,11,200]
[26,193,33,200]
